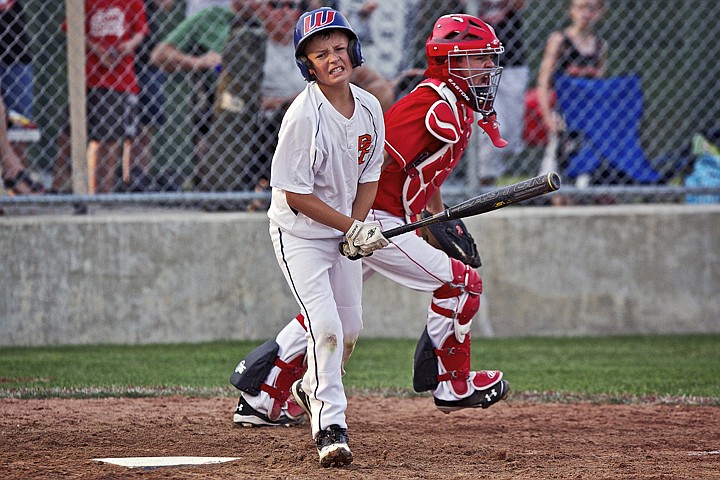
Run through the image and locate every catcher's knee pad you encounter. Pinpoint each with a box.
[229,339,306,421]
[413,328,471,395]
[432,259,482,341]
[229,339,279,395]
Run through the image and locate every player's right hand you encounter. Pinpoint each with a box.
[340,231,361,258]
[339,239,375,261]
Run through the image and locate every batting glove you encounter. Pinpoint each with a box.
[346,219,389,256]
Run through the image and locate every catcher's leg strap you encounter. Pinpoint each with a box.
[434,333,472,396]
[432,259,482,343]
[413,328,471,394]
[263,352,306,421]
[229,338,307,421]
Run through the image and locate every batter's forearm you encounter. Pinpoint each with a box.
[351,181,378,221]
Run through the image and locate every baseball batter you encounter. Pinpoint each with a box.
[231,12,509,445]
[257,7,386,468]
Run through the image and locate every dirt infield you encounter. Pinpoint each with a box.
[2,395,719,479]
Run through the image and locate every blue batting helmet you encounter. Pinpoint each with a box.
[293,7,363,81]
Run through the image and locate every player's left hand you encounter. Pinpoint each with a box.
[341,220,388,259]
[346,220,389,256]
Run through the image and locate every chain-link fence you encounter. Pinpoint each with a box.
[1,0,719,210]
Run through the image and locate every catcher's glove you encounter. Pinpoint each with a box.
[418,210,482,268]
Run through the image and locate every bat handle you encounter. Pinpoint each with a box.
[338,240,364,261]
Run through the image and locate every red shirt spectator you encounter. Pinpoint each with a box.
[63,0,149,94]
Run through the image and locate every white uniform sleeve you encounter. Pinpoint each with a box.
[269,101,316,195]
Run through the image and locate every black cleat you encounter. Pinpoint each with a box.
[290,379,312,419]
[434,379,510,414]
[232,395,305,427]
[316,425,353,467]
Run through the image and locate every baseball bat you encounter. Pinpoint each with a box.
[381,172,561,239]
[340,172,561,257]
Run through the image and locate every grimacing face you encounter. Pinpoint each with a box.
[304,30,353,86]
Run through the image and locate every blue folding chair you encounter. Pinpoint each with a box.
[554,74,662,183]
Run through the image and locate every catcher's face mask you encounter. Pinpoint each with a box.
[447,50,503,114]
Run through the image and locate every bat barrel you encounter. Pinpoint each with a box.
[376,172,561,241]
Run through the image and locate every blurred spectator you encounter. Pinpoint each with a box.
[129,0,176,191]
[1,86,44,194]
[152,0,393,195]
[151,0,256,190]
[255,1,308,143]
[1,0,36,183]
[62,0,148,194]
[399,0,465,72]
[474,0,528,186]
[536,0,607,201]
[202,3,267,195]
[685,132,720,204]
[238,0,307,205]
[185,0,230,17]
[347,1,377,45]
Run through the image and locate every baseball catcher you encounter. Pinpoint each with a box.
[230,13,509,429]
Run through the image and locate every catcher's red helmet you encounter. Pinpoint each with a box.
[425,14,504,114]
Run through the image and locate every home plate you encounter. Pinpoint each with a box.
[93,457,240,469]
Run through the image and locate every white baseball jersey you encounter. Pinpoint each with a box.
[268,82,385,239]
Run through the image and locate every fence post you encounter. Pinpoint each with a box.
[64,0,88,194]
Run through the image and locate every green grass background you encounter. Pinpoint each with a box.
[1,335,718,404]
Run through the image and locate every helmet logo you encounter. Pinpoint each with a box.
[303,9,336,35]
[447,78,471,103]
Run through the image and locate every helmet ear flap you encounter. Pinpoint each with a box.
[348,37,363,68]
[296,56,315,81]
